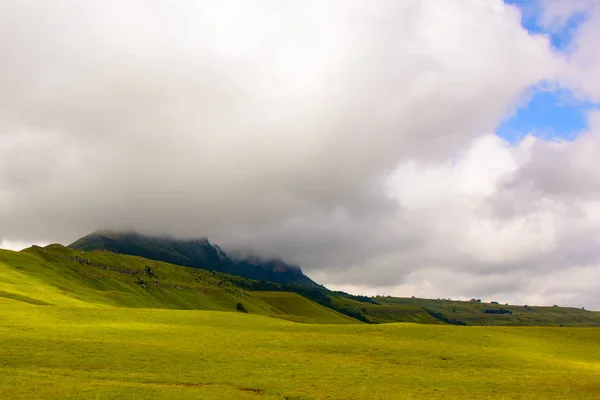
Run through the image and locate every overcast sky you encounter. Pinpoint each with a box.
[2,0,600,309]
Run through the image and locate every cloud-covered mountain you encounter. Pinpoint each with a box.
[69,231,320,287]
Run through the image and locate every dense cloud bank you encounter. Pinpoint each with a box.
[1,0,599,308]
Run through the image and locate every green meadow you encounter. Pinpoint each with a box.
[1,245,600,399]
[2,300,600,399]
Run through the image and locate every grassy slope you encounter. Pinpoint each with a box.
[0,246,355,325]
[374,296,600,326]
[307,293,600,326]
[253,291,358,324]
[1,301,600,399]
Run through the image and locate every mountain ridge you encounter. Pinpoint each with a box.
[68,231,320,288]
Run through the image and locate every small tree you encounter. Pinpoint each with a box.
[236,302,247,313]
[144,266,155,277]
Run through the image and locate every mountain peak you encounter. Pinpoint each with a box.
[69,231,319,287]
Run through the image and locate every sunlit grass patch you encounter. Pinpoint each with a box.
[1,303,600,399]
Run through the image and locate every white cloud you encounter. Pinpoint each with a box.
[539,0,595,30]
[0,240,47,252]
[319,1,600,309]
[0,0,555,238]
[5,0,600,309]
[324,111,600,309]
[539,0,600,102]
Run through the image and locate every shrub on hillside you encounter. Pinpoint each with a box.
[425,310,467,325]
[484,308,512,315]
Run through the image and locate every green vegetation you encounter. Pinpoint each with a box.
[252,291,358,324]
[2,244,600,398]
[2,300,600,399]
[61,231,600,326]
[2,244,600,327]
[374,296,600,327]
[0,245,356,324]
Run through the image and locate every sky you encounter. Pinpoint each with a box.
[1,0,600,309]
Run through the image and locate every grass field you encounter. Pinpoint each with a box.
[2,245,600,398]
[1,299,600,399]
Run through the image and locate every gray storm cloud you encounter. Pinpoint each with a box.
[1,0,599,308]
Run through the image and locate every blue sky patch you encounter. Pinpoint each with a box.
[496,1,597,144]
[496,89,595,144]
[504,0,588,50]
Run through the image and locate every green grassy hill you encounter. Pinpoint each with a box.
[0,245,355,324]
[2,301,600,399]
[252,291,358,324]
[373,296,600,326]
[2,243,600,327]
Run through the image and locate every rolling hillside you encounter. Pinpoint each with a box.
[0,245,354,324]
[1,243,599,326]
[373,296,600,326]
[252,291,358,324]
